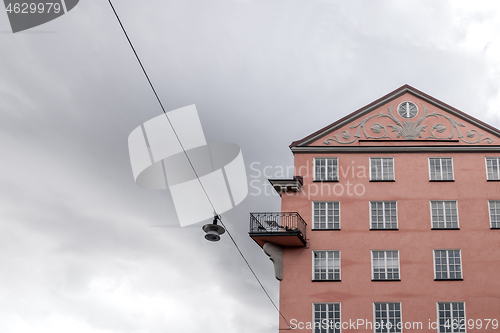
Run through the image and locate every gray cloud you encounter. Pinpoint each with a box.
[1,0,500,332]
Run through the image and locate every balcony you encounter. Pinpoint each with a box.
[249,212,307,247]
[268,176,303,196]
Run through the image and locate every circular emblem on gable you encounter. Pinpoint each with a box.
[397,101,418,119]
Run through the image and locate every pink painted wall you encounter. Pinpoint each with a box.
[277,145,500,330]
[278,151,500,331]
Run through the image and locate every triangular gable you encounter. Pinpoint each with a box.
[290,85,500,148]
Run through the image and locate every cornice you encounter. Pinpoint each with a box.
[291,145,500,154]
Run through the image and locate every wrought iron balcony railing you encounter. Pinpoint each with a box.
[249,212,307,242]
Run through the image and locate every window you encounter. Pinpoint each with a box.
[434,250,462,280]
[374,302,402,333]
[313,251,340,281]
[486,157,500,180]
[370,201,398,229]
[398,101,418,118]
[313,303,341,333]
[429,157,454,181]
[313,202,340,230]
[314,158,338,181]
[371,250,400,280]
[431,201,459,229]
[437,302,466,333]
[489,201,500,228]
[370,158,395,181]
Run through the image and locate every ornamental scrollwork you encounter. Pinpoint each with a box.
[324,103,494,145]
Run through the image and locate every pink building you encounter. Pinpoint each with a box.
[250,85,500,333]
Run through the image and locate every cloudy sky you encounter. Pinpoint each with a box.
[2,0,500,332]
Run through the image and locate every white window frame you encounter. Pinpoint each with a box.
[433,249,462,280]
[314,157,339,181]
[312,303,341,333]
[373,302,402,333]
[488,200,500,229]
[485,157,500,180]
[312,201,341,230]
[371,250,400,281]
[436,302,466,333]
[428,157,454,181]
[430,200,460,229]
[312,250,341,281]
[370,157,395,181]
[370,201,398,230]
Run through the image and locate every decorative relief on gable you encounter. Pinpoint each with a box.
[324,103,494,145]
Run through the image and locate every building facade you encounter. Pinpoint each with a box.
[250,85,500,333]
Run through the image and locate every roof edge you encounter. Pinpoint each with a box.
[289,84,500,148]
